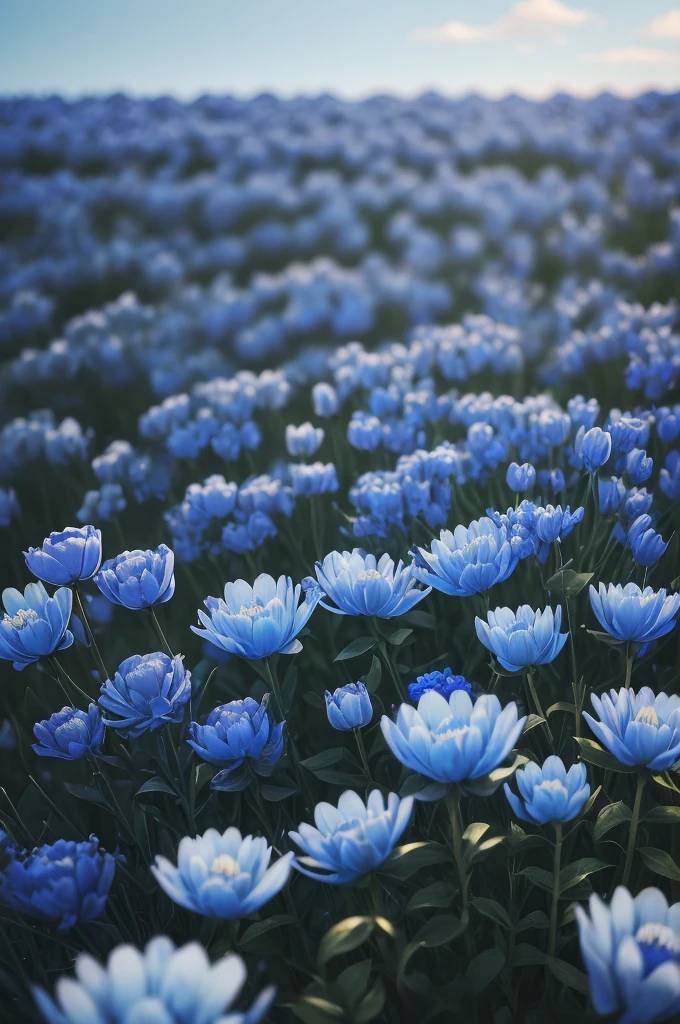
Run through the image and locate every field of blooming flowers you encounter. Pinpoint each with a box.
[0,89,679,1024]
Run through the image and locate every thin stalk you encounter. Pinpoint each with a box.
[525,668,553,745]
[74,584,109,680]
[548,823,563,960]
[52,657,93,705]
[623,642,634,690]
[622,772,646,887]
[564,597,581,738]
[446,787,471,943]
[354,727,372,783]
[149,608,174,657]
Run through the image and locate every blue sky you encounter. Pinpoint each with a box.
[1,0,678,98]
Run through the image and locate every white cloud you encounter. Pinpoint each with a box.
[415,0,594,44]
[582,46,678,65]
[645,9,680,39]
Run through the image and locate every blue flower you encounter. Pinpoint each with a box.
[408,668,472,702]
[325,682,373,731]
[24,525,102,586]
[290,461,339,496]
[534,504,584,545]
[94,544,175,609]
[583,686,680,770]
[574,426,612,472]
[192,574,321,659]
[33,704,104,759]
[628,515,669,566]
[504,755,590,825]
[152,827,293,920]
[0,834,115,930]
[537,468,566,495]
[576,886,680,1024]
[590,582,680,643]
[99,653,191,737]
[312,382,339,418]
[599,476,627,514]
[0,582,73,670]
[34,936,275,1024]
[187,695,284,791]
[289,790,413,884]
[610,415,650,454]
[506,462,536,492]
[286,422,324,457]
[660,450,680,501]
[312,549,430,618]
[413,516,519,597]
[475,605,568,673]
[626,448,654,485]
[381,689,525,784]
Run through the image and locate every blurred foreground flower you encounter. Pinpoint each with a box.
[24,525,102,585]
[0,582,73,670]
[94,543,175,609]
[99,652,191,737]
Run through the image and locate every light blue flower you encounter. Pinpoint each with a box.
[94,544,175,609]
[286,421,324,457]
[325,682,373,731]
[289,790,413,884]
[32,704,104,760]
[576,885,680,1024]
[99,653,192,737]
[312,549,430,618]
[187,695,284,791]
[0,582,73,670]
[475,605,568,673]
[504,755,590,825]
[151,827,293,920]
[192,574,321,659]
[33,936,275,1024]
[590,582,680,644]
[583,686,680,770]
[413,516,519,598]
[24,525,102,585]
[381,689,525,784]
[506,462,536,492]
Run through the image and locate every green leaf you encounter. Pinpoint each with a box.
[407,881,457,912]
[63,782,108,808]
[518,866,554,893]
[260,783,298,802]
[289,996,345,1023]
[547,958,590,994]
[385,628,413,647]
[318,917,376,967]
[334,637,377,661]
[513,943,546,966]
[575,737,636,773]
[333,960,372,1009]
[652,772,680,794]
[313,770,365,786]
[465,949,505,997]
[414,914,464,947]
[239,915,295,945]
[404,610,437,630]
[516,911,549,933]
[399,774,448,801]
[525,714,547,732]
[547,701,577,717]
[639,847,680,882]
[135,777,177,798]
[300,749,345,771]
[463,753,529,796]
[354,980,386,1024]
[363,655,382,693]
[302,691,325,709]
[559,858,610,893]
[381,841,451,879]
[545,569,594,598]
[471,897,511,930]
[585,628,626,649]
[644,805,680,824]
[463,822,490,846]
[595,801,632,841]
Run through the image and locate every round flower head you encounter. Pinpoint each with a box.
[584,686,680,770]
[33,704,104,760]
[24,525,102,585]
[99,652,192,737]
[187,695,285,791]
[33,936,275,1024]
[152,827,293,920]
[574,426,612,472]
[286,421,324,457]
[475,604,568,674]
[192,574,321,659]
[94,543,175,609]
[312,549,430,618]
[412,516,519,597]
[628,515,669,568]
[0,582,73,671]
[381,689,525,785]
[289,790,413,884]
[576,886,680,1024]
[506,462,536,492]
[325,682,373,731]
[408,668,472,702]
[504,755,590,825]
[0,834,115,930]
[590,582,680,644]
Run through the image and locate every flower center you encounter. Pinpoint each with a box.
[239,598,279,618]
[635,705,659,727]
[5,608,40,629]
[539,779,567,793]
[435,723,471,742]
[210,854,241,876]
[635,923,680,977]
[355,570,383,581]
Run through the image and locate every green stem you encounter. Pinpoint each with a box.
[354,727,372,783]
[149,608,174,657]
[446,788,470,930]
[623,643,634,690]
[74,585,109,681]
[526,668,553,745]
[51,657,93,705]
[622,772,646,887]
[564,597,581,739]
[548,823,562,960]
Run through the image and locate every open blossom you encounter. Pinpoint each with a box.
[412,516,519,597]
[94,543,175,609]
[24,525,102,585]
[505,755,590,825]
[311,548,430,618]
[475,605,568,673]
[0,582,73,670]
[590,582,680,643]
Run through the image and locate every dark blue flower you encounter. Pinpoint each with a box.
[325,683,373,731]
[626,448,653,485]
[506,462,536,492]
[408,668,472,702]
[187,695,284,791]
[0,834,115,930]
[628,515,669,566]
[24,525,102,586]
[94,543,175,609]
[33,704,104,759]
[574,426,612,472]
[99,652,191,737]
